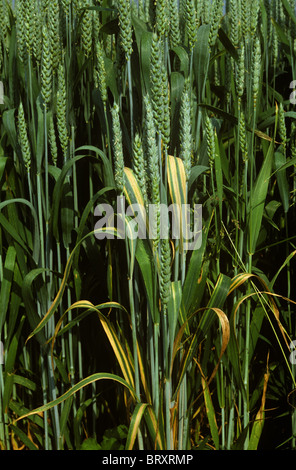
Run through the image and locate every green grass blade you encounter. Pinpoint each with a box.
[125,403,148,450]
[248,140,274,256]
[15,373,137,423]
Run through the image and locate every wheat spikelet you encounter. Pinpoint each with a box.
[252,37,261,110]
[150,33,164,133]
[185,0,198,51]
[291,121,296,160]
[16,0,27,63]
[160,64,170,152]
[81,0,93,58]
[25,0,36,57]
[32,0,42,64]
[201,0,211,24]
[149,33,170,149]
[117,0,133,60]
[235,45,245,106]
[94,40,107,108]
[41,25,52,108]
[250,0,259,36]
[0,40,3,70]
[111,103,125,194]
[239,110,248,195]
[155,0,169,39]
[144,94,160,248]
[278,102,287,155]
[205,115,215,169]
[60,0,71,17]
[159,238,171,313]
[239,110,248,163]
[169,0,181,47]
[56,62,69,161]
[208,0,224,53]
[241,0,250,40]
[133,133,148,209]
[48,113,58,166]
[180,86,192,182]
[0,0,9,46]
[18,102,31,173]
[48,0,61,72]
[229,0,239,48]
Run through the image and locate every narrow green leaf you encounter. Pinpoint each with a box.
[0,245,16,333]
[248,141,273,255]
[274,151,289,214]
[125,403,149,450]
[202,377,220,449]
[9,425,39,450]
[15,373,137,423]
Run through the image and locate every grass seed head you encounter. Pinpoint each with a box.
[169,0,181,48]
[155,0,169,38]
[48,113,58,166]
[41,25,52,108]
[95,41,107,108]
[180,87,192,182]
[117,0,133,60]
[133,133,149,208]
[111,103,125,194]
[252,37,261,109]
[205,115,215,169]
[185,0,198,51]
[56,63,69,161]
[81,1,93,58]
[18,102,31,173]
[159,238,171,312]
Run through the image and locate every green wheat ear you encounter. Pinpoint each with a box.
[185,0,198,51]
[201,0,211,24]
[60,0,71,17]
[95,40,107,109]
[250,0,259,36]
[159,238,171,314]
[133,133,148,209]
[241,0,251,40]
[81,0,93,58]
[208,0,224,53]
[18,102,31,173]
[117,0,133,60]
[48,113,58,166]
[252,37,261,110]
[16,0,27,64]
[278,102,287,155]
[0,0,9,45]
[169,0,181,48]
[235,45,245,107]
[229,0,239,48]
[205,115,215,169]
[48,0,61,72]
[180,87,192,182]
[111,103,125,194]
[25,0,35,57]
[155,0,169,39]
[150,33,170,149]
[144,94,160,248]
[41,25,52,109]
[150,33,164,133]
[32,0,42,65]
[56,62,69,162]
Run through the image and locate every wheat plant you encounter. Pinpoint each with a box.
[0,0,296,451]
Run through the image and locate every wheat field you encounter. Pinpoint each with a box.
[0,0,296,450]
